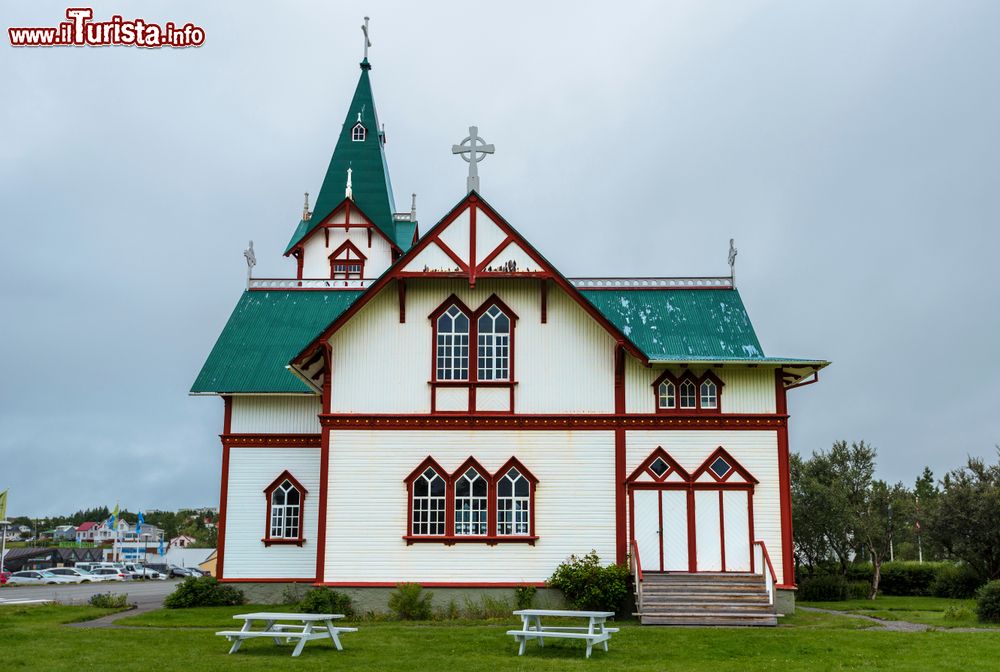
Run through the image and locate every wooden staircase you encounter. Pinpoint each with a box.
[635,572,778,626]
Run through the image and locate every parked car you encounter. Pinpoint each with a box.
[6,570,77,585]
[89,568,127,581]
[48,567,107,583]
[123,563,165,580]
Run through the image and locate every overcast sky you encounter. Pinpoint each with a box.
[2,1,998,517]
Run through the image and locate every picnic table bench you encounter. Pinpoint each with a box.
[216,612,357,657]
[507,609,618,658]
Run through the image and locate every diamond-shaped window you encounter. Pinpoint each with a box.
[709,457,731,479]
[649,457,669,477]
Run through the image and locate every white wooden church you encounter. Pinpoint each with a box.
[192,40,827,624]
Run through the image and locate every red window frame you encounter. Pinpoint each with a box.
[262,470,307,546]
[652,369,725,414]
[403,455,538,545]
[329,240,367,280]
[429,294,519,413]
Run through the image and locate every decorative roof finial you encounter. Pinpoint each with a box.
[302,192,311,221]
[728,238,738,287]
[452,126,495,193]
[243,240,256,290]
[411,193,417,221]
[345,167,354,200]
[361,16,371,61]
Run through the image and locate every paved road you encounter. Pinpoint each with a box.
[0,579,179,609]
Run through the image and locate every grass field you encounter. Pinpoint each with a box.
[799,595,997,630]
[2,602,999,671]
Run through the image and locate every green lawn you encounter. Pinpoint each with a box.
[2,603,1000,671]
[800,596,996,629]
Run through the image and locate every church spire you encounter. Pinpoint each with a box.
[285,25,401,254]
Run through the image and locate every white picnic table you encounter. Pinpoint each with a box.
[216,612,357,657]
[508,609,618,658]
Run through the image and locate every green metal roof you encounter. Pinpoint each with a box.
[581,289,768,361]
[191,290,362,394]
[286,60,397,254]
[392,220,418,249]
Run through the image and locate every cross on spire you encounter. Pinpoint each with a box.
[361,16,371,61]
[452,126,495,193]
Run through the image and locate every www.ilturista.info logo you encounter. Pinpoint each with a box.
[8,8,205,48]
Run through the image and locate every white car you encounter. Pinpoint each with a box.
[6,570,77,585]
[47,567,109,583]
[89,567,128,581]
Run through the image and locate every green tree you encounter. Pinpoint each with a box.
[928,451,1000,580]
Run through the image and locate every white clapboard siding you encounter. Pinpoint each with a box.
[230,396,322,434]
[222,447,320,579]
[324,430,616,583]
[329,279,616,414]
[300,216,395,280]
[625,430,783,581]
[625,358,777,414]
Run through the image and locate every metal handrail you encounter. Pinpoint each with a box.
[753,540,777,607]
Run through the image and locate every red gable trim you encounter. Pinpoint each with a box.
[690,446,759,485]
[291,191,647,366]
[284,197,401,258]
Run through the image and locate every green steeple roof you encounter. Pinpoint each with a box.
[285,59,400,254]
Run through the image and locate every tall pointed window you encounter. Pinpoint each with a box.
[454,467,488,535]
[436,304,470,381]
[679,379,697,409]
[497,467,531,536]
[657,380,676,409]
[700,379,718,409]
[351,122,366,142]
[411,467,446,536]
[263,471,307,546]
[477,304,511,381]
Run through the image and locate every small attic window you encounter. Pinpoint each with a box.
[352,123,366,142]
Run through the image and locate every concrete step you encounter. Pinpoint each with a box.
[641,596,771,608]
[640,602,775,613]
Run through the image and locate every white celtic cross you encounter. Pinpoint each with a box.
[452,126,495,193]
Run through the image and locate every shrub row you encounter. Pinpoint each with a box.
[164,577,247,608]
[800,562,985,601]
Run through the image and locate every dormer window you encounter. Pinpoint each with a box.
[329,240,367,280]
[653,370,725,414]
[351,123,366,142]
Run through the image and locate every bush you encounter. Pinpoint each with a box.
[943,605,974,621]
[847,581,870,600]
[163,576,246,609]
[88,592,129,609]
[932,564,984,599]
[547,551,631,614]
[298,588,354,617]
[514,585,537,610]
[798,575,849,602]
[975,580,1000,623]
[845,564,874,583]
[879,562,942,596]
[387,583,432,620]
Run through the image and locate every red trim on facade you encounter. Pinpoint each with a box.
[625,445,693,483]
[469,203,477,287]
[291,192,648,368]
[220,578,317,583]
[284,198,402,259]
[540,279,548,324]
[320,413,787,430]
[775,369,795,587]
[614,345,627,564]
[222,396,233,434]
[216,444,230,581]
[398,279,406,323]
[262,470,308,546]
[690,446,760,485]
[314,344,333,584]
[474,234,514,272]
[220,434,321,448]
[317,581,547,588]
